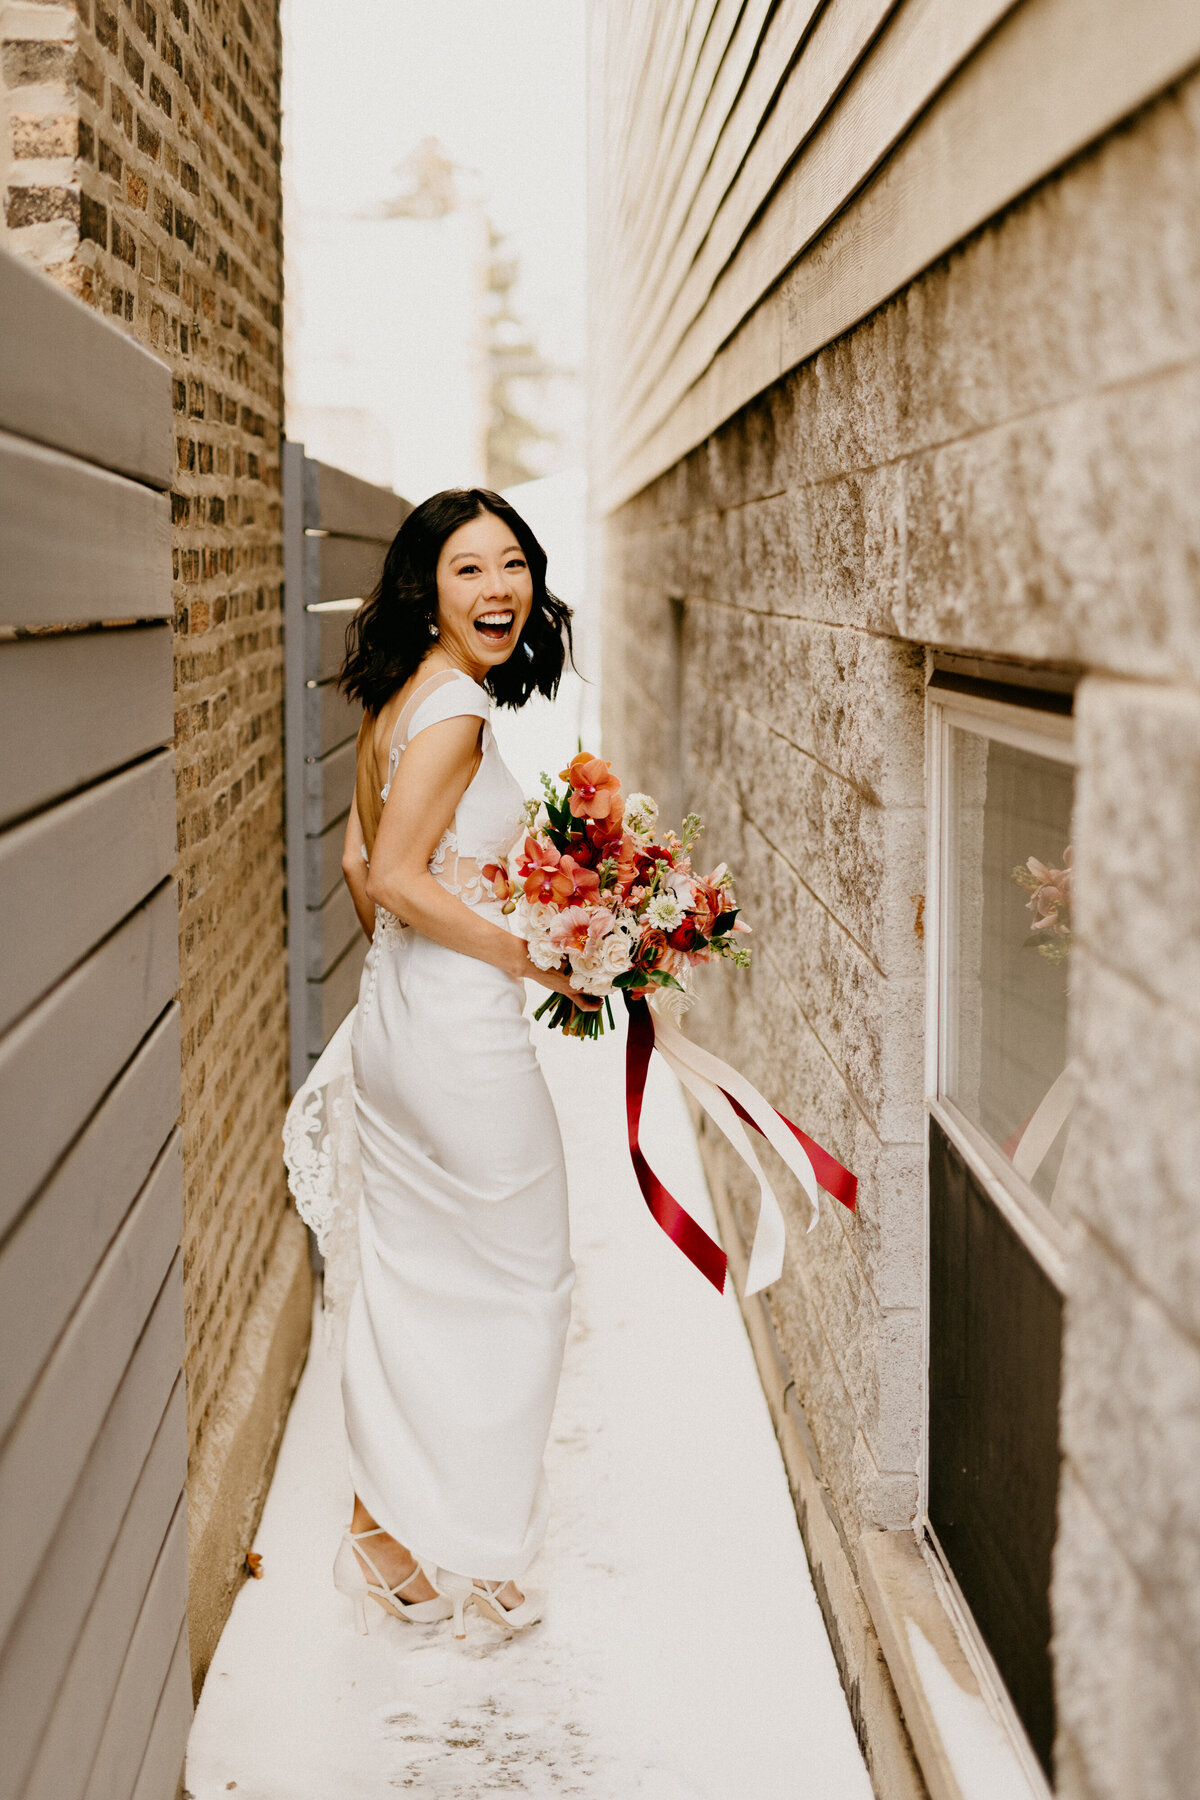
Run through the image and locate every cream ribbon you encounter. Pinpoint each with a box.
[649,1009,821,1295]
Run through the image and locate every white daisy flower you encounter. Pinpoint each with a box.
[644,893,685,932]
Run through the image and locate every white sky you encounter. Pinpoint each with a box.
[281,0,588,499]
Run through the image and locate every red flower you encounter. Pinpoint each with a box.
[668,919,705,953]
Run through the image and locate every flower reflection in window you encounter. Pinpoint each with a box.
[941,720,1076,1213]
[1013,848,1073,965]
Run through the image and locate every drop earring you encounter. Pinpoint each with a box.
[429,620,439,639]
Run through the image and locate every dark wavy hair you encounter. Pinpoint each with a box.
[338,487,574,714]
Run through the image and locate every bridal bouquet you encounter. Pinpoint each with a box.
[480,749,856,1300]
[483,753,752,1038]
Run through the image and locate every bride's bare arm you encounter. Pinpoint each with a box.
[341,797,376,940]
[362,716,596,1006]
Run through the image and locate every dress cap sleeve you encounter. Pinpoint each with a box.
[404,672,490,742]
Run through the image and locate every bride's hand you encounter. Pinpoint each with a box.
[516,951,602,1011]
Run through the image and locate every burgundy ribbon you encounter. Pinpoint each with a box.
[625,996,728,1293]
[623,995,858,1293]
[720,1094,857,1212]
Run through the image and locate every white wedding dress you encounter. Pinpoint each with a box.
[285,669,574,1584]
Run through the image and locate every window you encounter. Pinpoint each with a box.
[925,676,1074,1787]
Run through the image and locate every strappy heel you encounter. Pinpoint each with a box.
[436,1569,545,1641]
[333,1528,453,1631]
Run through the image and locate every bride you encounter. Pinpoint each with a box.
[324,488,603,1641]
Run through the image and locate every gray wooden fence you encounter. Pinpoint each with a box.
[0,249,190,1796]
[282,443,409,1090]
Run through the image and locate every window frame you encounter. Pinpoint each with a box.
[918,679,1077,1800]
[925,685,1075,1290]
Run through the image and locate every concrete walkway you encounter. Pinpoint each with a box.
[184,1015,872,1799]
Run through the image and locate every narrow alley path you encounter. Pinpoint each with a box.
[185,655,872,1797]
[184,1019,872,1798]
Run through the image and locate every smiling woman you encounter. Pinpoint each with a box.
[339,487,574,716]
[285,487,600,1642]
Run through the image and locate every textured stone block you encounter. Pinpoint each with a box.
[690,787,923,1141]
[688,687,925,980]
[1075,679,1200,1018]
[685,605,925,805]
[626,468,906,635]
[852,1432,918,1535]
[1062,956,1200,1349]
[901,366,1200,677]
[1060,1229,1200,1672]
[1053,1468,1200,1800]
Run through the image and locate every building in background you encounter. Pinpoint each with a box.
[591,5,1200,1798]
[283,135,490,496]
[281,0,587,506]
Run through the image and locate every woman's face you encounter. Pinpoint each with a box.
[433,509,534,678]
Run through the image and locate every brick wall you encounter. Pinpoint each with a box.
[603,70,1200,1797]
[1,0,307,1677]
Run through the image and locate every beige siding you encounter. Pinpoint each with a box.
[592,0,1200,510]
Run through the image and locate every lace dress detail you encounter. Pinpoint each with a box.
[283,670,526,1347]
[282,1010,362,1348]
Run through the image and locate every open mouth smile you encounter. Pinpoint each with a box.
[474,609,515,645]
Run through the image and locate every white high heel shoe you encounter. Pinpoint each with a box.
[333,1529,453,1632]
[436,1568,545,1641]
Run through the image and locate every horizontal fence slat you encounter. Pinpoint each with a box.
[308,678,362,758]
[0,1005,181,1442]
[0,432,171,629]
[78,1501,190,1800]
[0,753,176,1034]
[310,937,365,1056]
[0,626,174,830]
[305,811,350,910]
[0,1289,183,1800]
[307,879,360,981]
[306,460,409,538]
[129,1622,191,1800]
[0,1135,182,1648]
[304,736,357,836]
[311,602,360,681]
[0,249,173,490]
[316,537,386,607]
[0,882,179,1232]
[19,1421,186,1800]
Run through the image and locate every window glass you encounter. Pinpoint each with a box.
[943,726,1075,1210]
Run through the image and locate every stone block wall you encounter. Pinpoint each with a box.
[1,0,310,1682]
[603,70,1200,1796]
